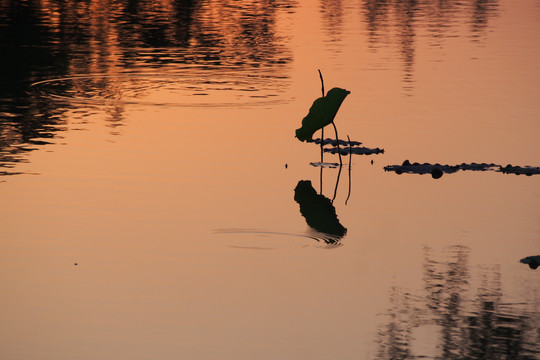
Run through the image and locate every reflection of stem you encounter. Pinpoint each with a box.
[331,121,342,166]
[332,164,342,204]
[319,165,323,195]
[346,135,352,205]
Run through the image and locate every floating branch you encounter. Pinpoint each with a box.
[309,162,340,168]
[324,146,385,156]
[384,160,540,179]
[307,138,363,146]
[499,164,540,175]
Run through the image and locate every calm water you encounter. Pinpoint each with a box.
[1,0,539,359]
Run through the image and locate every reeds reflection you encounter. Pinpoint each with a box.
[321,0,499,85]
[376,246,540,359]
[0,0,296,175]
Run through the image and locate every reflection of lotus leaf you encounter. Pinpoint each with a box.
[295,88,350,142]
[294,180,347,237]
[520,255,540,270]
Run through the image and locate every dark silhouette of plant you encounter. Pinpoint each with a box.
[295,70,350,165]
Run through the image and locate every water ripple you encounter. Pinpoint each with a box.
[212,228,343,250]
[30,71,292,108]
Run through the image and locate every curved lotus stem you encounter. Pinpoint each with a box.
[318,69,325,162]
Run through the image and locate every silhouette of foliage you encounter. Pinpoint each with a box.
[295,88,350,142]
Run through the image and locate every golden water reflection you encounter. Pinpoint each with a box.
[0,0,539,359]
[0,0,295,173]
[377,246,540,359]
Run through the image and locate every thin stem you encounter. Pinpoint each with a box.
[320,128,324,163]
[319,165,323,195]
[346,135,352,205]
[318,69,325,163]
[318,69,325,97]
[331,121,342,166]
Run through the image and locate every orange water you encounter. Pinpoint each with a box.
[1,0,539,359]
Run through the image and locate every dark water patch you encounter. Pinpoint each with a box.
[385,160,540,179]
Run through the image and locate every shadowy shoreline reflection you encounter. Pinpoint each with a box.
[0,0,296,176]
[376,245,540,359]
[321,0,499,86]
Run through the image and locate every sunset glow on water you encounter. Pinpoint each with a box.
[1,0,539,359]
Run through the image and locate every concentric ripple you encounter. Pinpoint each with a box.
[30,70,291,108]
[212,229,343,250]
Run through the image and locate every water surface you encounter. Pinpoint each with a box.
[1,0,539,359]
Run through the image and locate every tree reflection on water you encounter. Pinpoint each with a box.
[376,246,540,359]
[0,0,295,175]
[322,0,499,86]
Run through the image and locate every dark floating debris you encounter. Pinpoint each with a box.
[307,138,363,147]
[0,171,24,176]
[499,164,540,176]
[307,138,384,157]
[310,162,340,168]
[385,160,540,179]
[324,146,385,156]
[520,255,540,270]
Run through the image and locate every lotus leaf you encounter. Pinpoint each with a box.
[295,87,350,142]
